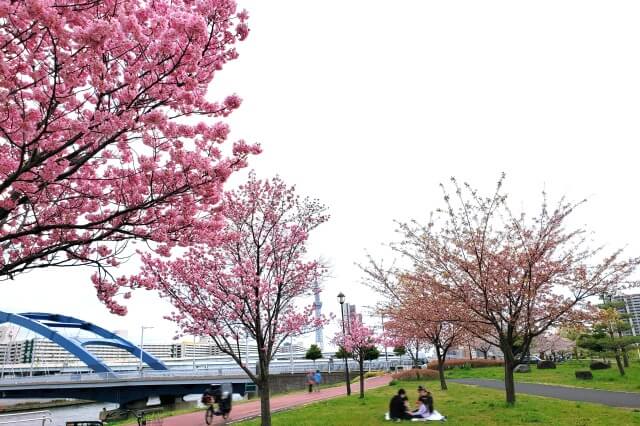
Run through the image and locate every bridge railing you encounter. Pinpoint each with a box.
[0,410,52,425]
[0,368,257,386]
[0,360,404,386]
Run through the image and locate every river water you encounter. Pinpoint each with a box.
[2,395,204,425]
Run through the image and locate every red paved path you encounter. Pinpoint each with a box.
[163,375,391,425]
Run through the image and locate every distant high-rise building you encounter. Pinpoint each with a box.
[341,303,362,335]
[613,293,640,336]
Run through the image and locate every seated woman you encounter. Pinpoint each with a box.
[411,398,429,419]
[413,387,446,421]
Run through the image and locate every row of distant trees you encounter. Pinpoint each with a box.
[305,343,381,366]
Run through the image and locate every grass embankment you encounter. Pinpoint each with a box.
[0,399,92,413]
[237,380,640,426]
[105,378,365,425]
[445,360,640,392]
[105,406,202,426]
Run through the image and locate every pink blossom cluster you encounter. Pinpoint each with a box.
[331,316,379,360]
[0,0,258,313]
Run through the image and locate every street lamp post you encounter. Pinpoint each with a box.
[289,335,294,374]
[192,335,196,371]
[139,326,153,374]
[337,292,351,396]
[245,331,249,369]
[381,313,389,371]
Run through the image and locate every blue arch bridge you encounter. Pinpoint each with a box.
[0,311,250,409]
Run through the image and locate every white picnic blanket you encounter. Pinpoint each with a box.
[384,411,446,422]
[412,410,446,421]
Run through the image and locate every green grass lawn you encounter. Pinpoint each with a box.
[445,360,640,392]
[236,381,640,425]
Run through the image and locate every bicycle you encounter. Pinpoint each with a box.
[202,393,232,424]
[128,409,163,426]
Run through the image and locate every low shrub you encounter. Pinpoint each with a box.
[426,359,504,370]
[590,361,611,370]
[537,360,556,369]
[389,379,398,386]
[364,371,386,378]
[391,368,439,381]
[575,370,593,380]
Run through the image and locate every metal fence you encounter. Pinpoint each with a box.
[0,359,411,386]
[0,411,52,425]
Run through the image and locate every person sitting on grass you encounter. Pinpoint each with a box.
[411,398,430,419]
[412,386,446,422]
[388,388,413,421]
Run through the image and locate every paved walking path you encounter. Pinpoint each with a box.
[162,375,392,425]
[451,379,640,408]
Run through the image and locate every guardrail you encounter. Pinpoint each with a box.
[0,411,52,425]
[0,369,248,385]
[0,360,407,386]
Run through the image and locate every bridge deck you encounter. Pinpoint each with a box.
[0,371,250,390]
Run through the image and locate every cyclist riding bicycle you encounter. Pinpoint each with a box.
[202,384,232,423]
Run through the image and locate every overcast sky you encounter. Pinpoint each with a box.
[2,1,640,347]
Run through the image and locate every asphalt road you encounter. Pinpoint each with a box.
[451,379,640,408]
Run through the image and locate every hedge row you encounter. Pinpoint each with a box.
[391,368,440,381]
[426,359,504,370]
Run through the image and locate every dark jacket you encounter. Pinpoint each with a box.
[389,394,406,419]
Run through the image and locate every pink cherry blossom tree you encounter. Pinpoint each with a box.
[129,174,328,426]
[531,333,574,359]
[363,265,467,390]
[332,316,379,398]
[385,310,467,391]
[472,337,495,360]
[0,0,257,314]
[394,174,640,405]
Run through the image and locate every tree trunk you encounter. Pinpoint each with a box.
[437,361,447,390]
[622,347,629,368]
[344,356,352,396]
[614,351,625,376]
[258,361,271,426]
[359,358,365,399]
[483,351,488,360]
[504,361,516,405]
[435,347,447,391]
[468,344,473,360]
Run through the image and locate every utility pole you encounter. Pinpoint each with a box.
[192,335,196,371]
[139,326,153,374]
[0,329,14,379]
[245,331,249,369]
[290,335,294,374]
[381,313,389,371]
